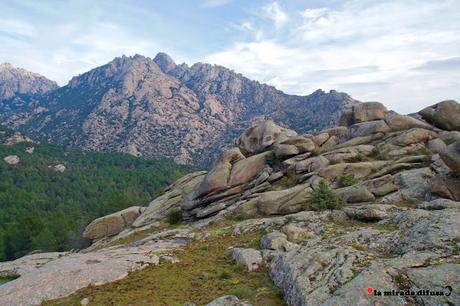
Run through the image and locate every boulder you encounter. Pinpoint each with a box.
[231,248,263,272]
[192,148,244,199]
[340,102,387,126]
[417,198,460,210]
[285,156,329,175]
[235,120,297,156]
[344,204,402,221]
[385,114,434,132]
[282,224,314,242]
[391,128,437,146]
[134,171,206,227]
[419,100,460,131]
[260,231,294,251]
[206,295,252,306]
[321,126,349,140]
[360,175,398,197]
[439,130,460,143]
[394,167,434,201]
[3,155,20,165]
[427,138,447,153]
[335,185,375,203]
[273,144,299,159]
[349,120,390,138]
[431,174,460,201]
[83,206,145,240]
[440,140,460,175]
[256,184,313,215]
[228,152,270,187]
[279,136,316,153]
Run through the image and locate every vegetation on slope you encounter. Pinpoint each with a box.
[0,135,196,261]
[44,225,285,306]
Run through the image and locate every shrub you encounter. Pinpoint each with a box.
[338,173,357,187]
[311,181,344,211]
[167,209,182,225]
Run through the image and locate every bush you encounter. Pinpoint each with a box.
[311,181,344,211]
[167,209,182,225]
[338,173,357,187]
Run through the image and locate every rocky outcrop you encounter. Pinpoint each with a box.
[440,140,460,175]
[231,248,263,272]
[83,206,145,240]
[339,102,387,126]
[0,63,58,100]
[419,100,460,131]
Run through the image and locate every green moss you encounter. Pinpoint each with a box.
[351,242,366,252]
[443,138,456,146]
[374,223,398,232]
[44,232,285,306]
[167,209,182,225]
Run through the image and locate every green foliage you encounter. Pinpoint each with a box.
[167,210,182,225]
[228,285,256,300]
[338,173,357,187]
[311,181,344,211]
[0,141,196,261]
[444,138,456,146]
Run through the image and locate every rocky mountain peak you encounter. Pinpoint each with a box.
[153,52,177,73]
[0,63,58,100]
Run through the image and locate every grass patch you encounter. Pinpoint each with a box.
[167,209,182,225]
[43,232,285,306]
[338,173,357,187]
[374,223,398,232]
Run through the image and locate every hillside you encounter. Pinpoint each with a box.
[1,100,459,305]
[0,54,358,165]
[0,128,195,261]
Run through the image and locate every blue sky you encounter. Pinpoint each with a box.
[1,0,459,113]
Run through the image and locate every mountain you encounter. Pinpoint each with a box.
[0,63,58,100]
[0,54,358,165]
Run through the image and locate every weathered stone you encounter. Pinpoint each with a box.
[231,248,263,272]
[340,102,387,126]
[256,184,313,215]
[260,231,295,251]
[335,185,375,203]
[394,167,434,201]
[427,138,446,154]
[440,140,460,175]
[286,156,329,175]
[385,114,434,132]
[134,172,206,227]
[419,100,460,131]
[439,130,460,143]
[321,126,349,140]
[312,133,329,146]
[344,204,402,221]
[417,198,460,210]
[334,133,384,149]
[3,155,19,165]
[360,175,398,197]
[83,206,145,240]
[282,224,314,242]
[235,120,297,156]
[228,152,270,187]
[349,120,390,138]
[206,295,252,306]
[273,144,299,159]
[431,174,460,201]
[320,161,387,182]
[322,145,375,164]
[391,128,437,146]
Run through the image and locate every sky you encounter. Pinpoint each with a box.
[0,0,459,113]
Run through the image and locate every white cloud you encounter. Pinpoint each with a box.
[205,0,460,113]
[262,2,288,28]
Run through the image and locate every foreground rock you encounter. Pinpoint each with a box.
[206,295,252,306]
[3,155,20,165]
[440,140,460,175]
[0,239,184,306]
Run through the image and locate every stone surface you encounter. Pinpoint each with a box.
[419,100,460,131]
[335,185,375,203]
[260,231,294,252]
[206,295,252,306]
[235,120,297,156]
[349,120,390,138]
[440,140,460,175]
[344,204,402,221]
[385,114,434,132]
[83,206,145,240]
[431,174,460,201]
[427,138,446,154]
[231,248,263,272]
[3,155,19,165]
[417,198,460,210]
[394,167,434,201]
[0,239,183,306]
[255,184,313,215]
[391,128,437,146]
[340,102,387,126]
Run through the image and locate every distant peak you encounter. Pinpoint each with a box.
[153,52,176,73]
[0,62,14,70]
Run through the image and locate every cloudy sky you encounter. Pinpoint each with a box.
[1,0,459,113]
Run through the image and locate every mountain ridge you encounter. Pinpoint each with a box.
[0,53,359,165]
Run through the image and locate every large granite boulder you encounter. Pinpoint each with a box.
[235,120,297,156]
[349,120,390,138]
[440,140,460,175]
[231,248,263,272]
[340,102,387,126]
[431,174,460,201]
[83,206,145,240]
[133,171,206,227]
[419,100,460,131]
[385,114,434,132]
